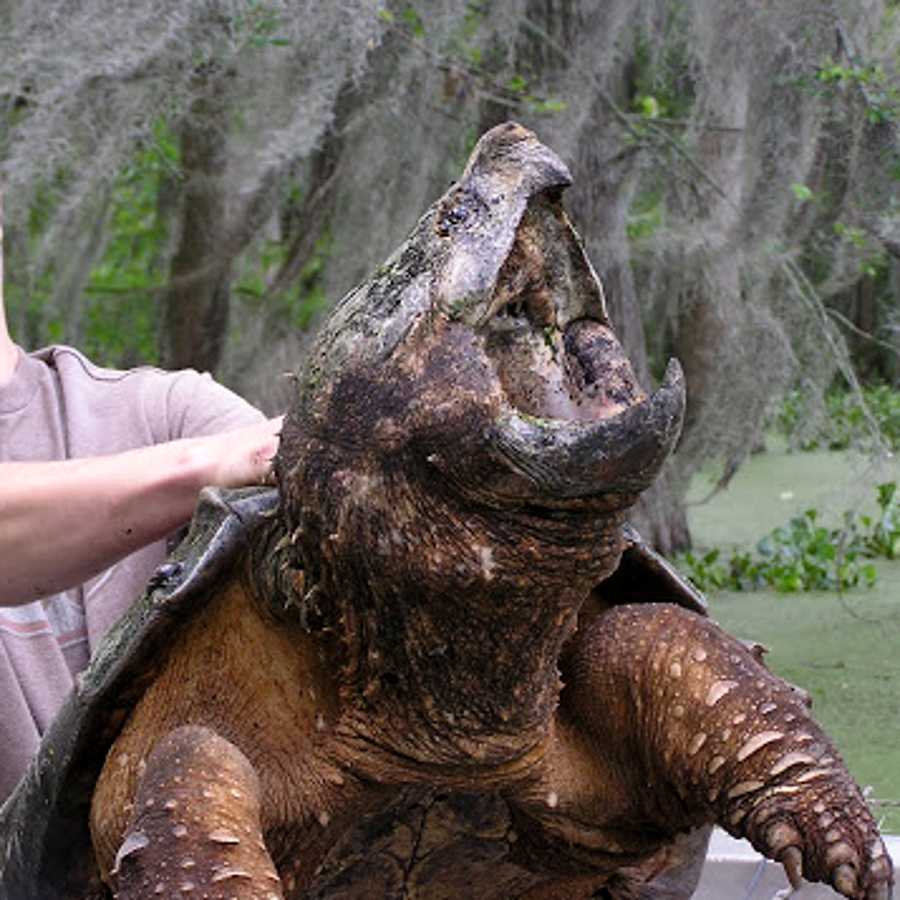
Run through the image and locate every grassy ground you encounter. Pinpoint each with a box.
[687,442,900,833]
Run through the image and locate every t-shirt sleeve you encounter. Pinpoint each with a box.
[42,347,267,449]
[162,370,266,440]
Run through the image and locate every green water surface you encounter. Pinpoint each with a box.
[688,443,900,833]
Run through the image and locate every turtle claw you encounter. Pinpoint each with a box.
[836,861,897,900]
[834,863,858,897]
[829,852,894,900]
[780,845,803,890]
[768,825,892,899]
[779,847,893,900]
[867,879,893,900]
[862,855,896,900]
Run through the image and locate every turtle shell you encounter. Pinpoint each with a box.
[0,485,279,900]
[606,524,707,614]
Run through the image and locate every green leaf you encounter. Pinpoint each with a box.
[638,95,660,118]
[790,182,816,202]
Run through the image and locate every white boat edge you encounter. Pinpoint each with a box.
[694,829,899,898]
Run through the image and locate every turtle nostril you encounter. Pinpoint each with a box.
[499,299,527,319]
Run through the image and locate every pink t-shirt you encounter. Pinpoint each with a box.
[0,345,264,802]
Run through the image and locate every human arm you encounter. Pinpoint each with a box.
[0,417,282,606]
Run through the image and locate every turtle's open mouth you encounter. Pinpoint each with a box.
[481,192,685,501]
[482,194,645,424]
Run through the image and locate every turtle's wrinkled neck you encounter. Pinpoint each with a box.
[361,518,626,770]
[281,446,627,769]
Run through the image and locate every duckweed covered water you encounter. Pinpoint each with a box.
[688,442,900,833]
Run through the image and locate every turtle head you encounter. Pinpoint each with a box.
[278,122,683,530]
[275,122,685,739]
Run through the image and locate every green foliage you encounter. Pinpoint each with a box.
[679,482,900,593]
[865,481,900,559]
[4,181,59,343]
[81,120,179,366]
[813,59,900,125]
[629,7,694,123]
[234,231,331,334]
[832,221,889,278]
[634,95,660,119]
[378,7,425,38]
[378,3,568,117]
[233,2,292,49]
[790,182,817,203]
[773,384,900,452]
[626,192,665,240]
[5,120,176,367]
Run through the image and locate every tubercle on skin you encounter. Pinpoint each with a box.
[628,606,887,893]
[615,609,827,796]
[111,726,284,899]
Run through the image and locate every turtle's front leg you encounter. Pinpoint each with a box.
[558,603,893,900]
[109,725,284,899]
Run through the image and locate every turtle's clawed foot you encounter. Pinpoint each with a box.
[774,834,892,899]
[577,604,894,900]
[745,784,893,899]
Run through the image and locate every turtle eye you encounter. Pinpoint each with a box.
[445,206,468,226]
[436,205,468,237]
[435,189,480,236]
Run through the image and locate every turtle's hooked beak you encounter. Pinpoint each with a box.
[286,121,685,509]
[491,358,684,500]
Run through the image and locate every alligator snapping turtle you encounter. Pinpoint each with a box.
[0,123,893,900]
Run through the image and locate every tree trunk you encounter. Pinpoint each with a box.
[567,117,692,555]
[162,70,231,374]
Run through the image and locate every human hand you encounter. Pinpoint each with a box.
[201,417,283,489]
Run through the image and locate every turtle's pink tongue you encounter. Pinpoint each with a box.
[562,320,645,421]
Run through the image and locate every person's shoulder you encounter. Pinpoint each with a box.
[34,346,238,403]
[35,345,177,387]
[163,367,265,437]
[31,345,263,437]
